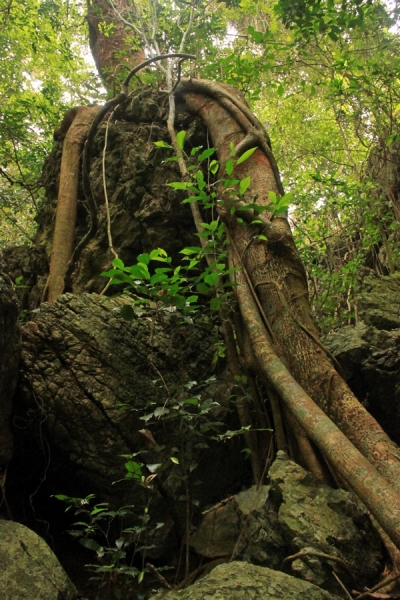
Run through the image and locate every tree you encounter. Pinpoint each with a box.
[10,0,400,568]
[0,0,103,246]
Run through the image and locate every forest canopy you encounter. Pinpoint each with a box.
[1,0,400,332]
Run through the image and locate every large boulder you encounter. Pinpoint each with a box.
[190,452,384,595]
[324,272,400,444]
[0,519,77,599]
[12,292,246,558]
[0,258,21,466]
[150,561,342,600]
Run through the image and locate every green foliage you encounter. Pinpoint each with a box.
[53,493,151,593]
[0,0,103,246]
[208,0,400,330]
[102,136,267,321]
[275,0,387,41]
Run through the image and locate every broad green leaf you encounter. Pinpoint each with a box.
[190,146,203,156]
[136,253,150,265]
[236,147,258,165]
[210,296,225,311]
[196,282,210,294]
[204,272,219,286]
[198,148,215,160]
[225,159,234,175]
[112,258,125,269]
[80,538,102,552]
[176,130,186,150]
[239,176,251,195]
[150,248,168,260]
[154,140,172,148]
[180,247,202,255]
[224,178,240,188]
[167,181,193,190]
[209,160,219,174]
[196,170,206,190]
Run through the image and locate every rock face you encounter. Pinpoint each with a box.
[13,292,246,557]
[324,272,400,444]
[190,453,384,595]
[0,259,21,466]
[0,520,77,599]
[2,245,48,313]
[150,561,342,600]
[3,88,205,304]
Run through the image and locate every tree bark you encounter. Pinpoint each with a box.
[87,0,145,95]
[47,106,98,303]
[179,82,400,497]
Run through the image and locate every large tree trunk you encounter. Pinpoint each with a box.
[176,82,400,547]
[180,82,400,485]
[87,0,145,95]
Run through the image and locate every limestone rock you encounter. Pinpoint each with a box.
[357,271,400,330]
[190,453,384,595]
[150,561,342,599]
[324,273,400,444]
[0,520,77,599]
[12,292,245,559]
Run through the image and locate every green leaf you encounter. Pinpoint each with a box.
[112,257,125,270]
[204,272,219,286]
[150,248,168,260]
[180,246,202,255]
[210,296,224,311]
[196,170,206,190]
[167,181,193,190]
[229,142,235,156]
[170,456,179,464]
[137,253,150,265]
[224,178,240,189]
[225,159,234,175]
[80,538,102,552]
[53,494,70,502]
[176,130,186,150]
[154,140,172,148]
[236,147,258,165]
[209,160,219,174]
[268,190,277,204]
[125,461,143,479]
[190,146,203,156]
[239,176,251,195]
[274,205,288,215]
[196,282,210,295]
[387,133,400,146]
[198,148,215,160]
